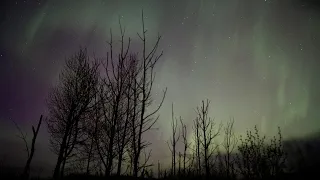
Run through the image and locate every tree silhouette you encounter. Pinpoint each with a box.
[167,103,180,176]
[12,115,43,180]
[47,48,99,179]
[192,112,201,175]
[221,118,238,179]
[90,11,166,178]
[95,21,133,177]
[70,87,103,176]
[180,117,191,176]
[236,126,286,179]
[128,10,167,177]
[194,99,222,177]
[84,90,102,175]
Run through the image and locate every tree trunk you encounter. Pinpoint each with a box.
[53,130,68,179]
[21,116,42,180]
[53,150,64,179]
[86,136,94,175]
[116,153,123,176]
[105,127,115,176]
[60,157,66,178]
[133,153,139,177]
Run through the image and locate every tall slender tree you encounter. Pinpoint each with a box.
[167,104,180,176]
[193,99,222,177]
[128,10,167,177]
[222,118,238,179]
[180,118,190,175]
[94,19,136,176]
[193,115,201,175]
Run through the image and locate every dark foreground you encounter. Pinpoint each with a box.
[0,170,319,180]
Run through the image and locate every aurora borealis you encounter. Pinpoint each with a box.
[1,0,320,172]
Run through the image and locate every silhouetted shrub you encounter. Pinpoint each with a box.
[236,126,286,179]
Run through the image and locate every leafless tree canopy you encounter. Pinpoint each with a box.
[45,11,167,178]
[38,10,298,180]
[47,48,99,179]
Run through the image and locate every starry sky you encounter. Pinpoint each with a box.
[1,0,320,172]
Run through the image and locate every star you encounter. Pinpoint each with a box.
[0,0,319,174]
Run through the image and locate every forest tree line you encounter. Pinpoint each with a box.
[6,12,315,180]
[47,13,167,179]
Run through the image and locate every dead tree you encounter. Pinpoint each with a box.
[99,30,128,177]
[115,73,133,176]
[180,118,190,175]
[12,115,43,180]
[126,55,141,176]
[194,99,222,177]
[114,24,135,176]
[192,116,201,175]
[222,118,238,179]
[167,104,180,176]
[47,49,99,179]
[84,87,103,175]
[95,11,166,177]
[93,18,138,176]
[129,10,167,177]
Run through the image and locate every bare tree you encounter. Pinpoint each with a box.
[80,87,103,175]
[194,99,222,177]
[47,48,99,179]
[62,89,103,176]
[236,126,286,179]
[192,114,201,175]
[236,126,266,179]
[12,115,43,180]
[264,127,287,177]
[128,10,167,177]
[221,118,238,179]
[114,28,135,175]
[167,104,180,176]
[90,18,142,177]
[96,21,132,176]
[95,10,166,177]
[180,118,190,175]
[87,99,101,175]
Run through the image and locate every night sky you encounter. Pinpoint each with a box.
[1,0,320,173]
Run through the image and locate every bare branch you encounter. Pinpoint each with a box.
[11,119,30,157]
